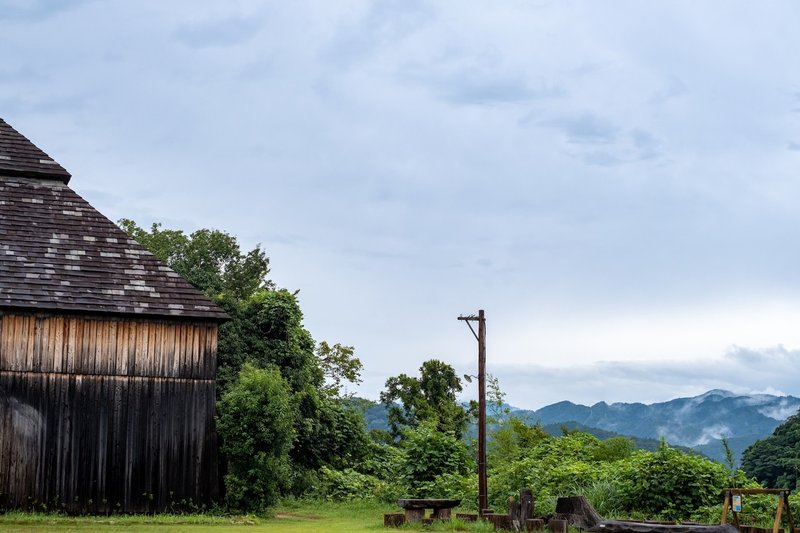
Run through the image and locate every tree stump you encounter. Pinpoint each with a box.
[405,508,424,523]
[433,507,452,520]
[509,489,536,531]
[554,495,603,530]
[486,513,512,530]
[549,518,568,533]
[458,513,479,521]
[384,513,405,527]
[527,519,545,531]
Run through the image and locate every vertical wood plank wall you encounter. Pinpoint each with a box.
[0,311,220,513]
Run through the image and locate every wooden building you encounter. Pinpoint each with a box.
[0,118,228,512]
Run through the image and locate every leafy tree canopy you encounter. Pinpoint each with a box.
[120,219,369,501]
[118,219,271,301]
[742,409,800,489]
[380,359,468,440]
[316,341,363,397]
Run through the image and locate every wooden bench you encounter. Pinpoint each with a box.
[396,498,462,523]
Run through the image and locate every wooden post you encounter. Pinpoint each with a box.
[783,492,794,533]
[458,310,488,516]
[773,493,784,533]
[520,489,535,526]
[722,491,730,525]
[478,309,488,516]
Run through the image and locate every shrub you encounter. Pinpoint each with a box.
[216,363,294,512]
[618,443,729,519]
[316,467,384,501]
[400,421,473,496]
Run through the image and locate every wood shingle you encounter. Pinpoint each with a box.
[0,118,71,183]
[0,119,227,321]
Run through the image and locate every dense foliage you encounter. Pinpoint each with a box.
[216,364,294,511]
[380,359,469,440]
[742,410,800,489]
[121,220,369,511]
[124,220,793,522]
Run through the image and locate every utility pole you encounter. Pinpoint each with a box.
[458,309,488,516]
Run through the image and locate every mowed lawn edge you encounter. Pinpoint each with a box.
[0,500,408,532]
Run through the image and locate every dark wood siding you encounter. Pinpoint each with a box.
[0,311,219,512]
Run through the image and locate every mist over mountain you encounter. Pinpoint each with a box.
[361,389,800,464]
[512,389,800,464]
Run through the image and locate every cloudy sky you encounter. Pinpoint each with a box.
[3,1,800,409]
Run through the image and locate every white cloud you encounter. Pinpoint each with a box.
[4,1,800,410]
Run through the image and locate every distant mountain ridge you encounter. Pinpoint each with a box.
[360,389,800,464]
[512,389,800,464]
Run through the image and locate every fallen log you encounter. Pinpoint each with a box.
[591,521,740,533]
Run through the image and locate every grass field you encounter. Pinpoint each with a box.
[0,501,496,533]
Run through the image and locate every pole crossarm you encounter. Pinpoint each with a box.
[458,315,479,341]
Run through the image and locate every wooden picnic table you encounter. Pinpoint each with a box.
[396,498,462,523]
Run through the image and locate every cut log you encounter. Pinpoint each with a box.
[590,521,741,533]
[527,519,546,531]
[550,519,569,533]
[433,507,452,520]
[384,513,405,527]
[486,513,512,530]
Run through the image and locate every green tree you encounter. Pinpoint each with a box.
[216,363,294,512]
[118,219,270,300]
[120,219,371,499]
[490,418,550,465]
[316,341,363,397]
[217,288,322,394]
[742,410,800,489]
[380,359,468,440]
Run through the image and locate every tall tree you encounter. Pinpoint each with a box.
[380,359,468,440]
[118,219,271,301]
[742,409,800,489]
[120,219,369,500]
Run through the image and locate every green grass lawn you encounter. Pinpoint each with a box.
[0,501,494,533]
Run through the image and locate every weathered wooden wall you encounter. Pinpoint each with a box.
[0,311,220,513]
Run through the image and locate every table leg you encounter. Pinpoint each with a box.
[433,508,452,520]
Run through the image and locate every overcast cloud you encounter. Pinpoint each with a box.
[3,1,800,408]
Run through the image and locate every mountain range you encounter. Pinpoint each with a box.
[362,389,800,464]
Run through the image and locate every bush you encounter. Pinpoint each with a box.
[400,421,473,497]
[216,363,295,512]
[360,440,404,481]
[618,443,729,520]
[316,467,384,501]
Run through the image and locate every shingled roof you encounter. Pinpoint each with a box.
[0,119,228,321]
[0,119,71,183]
